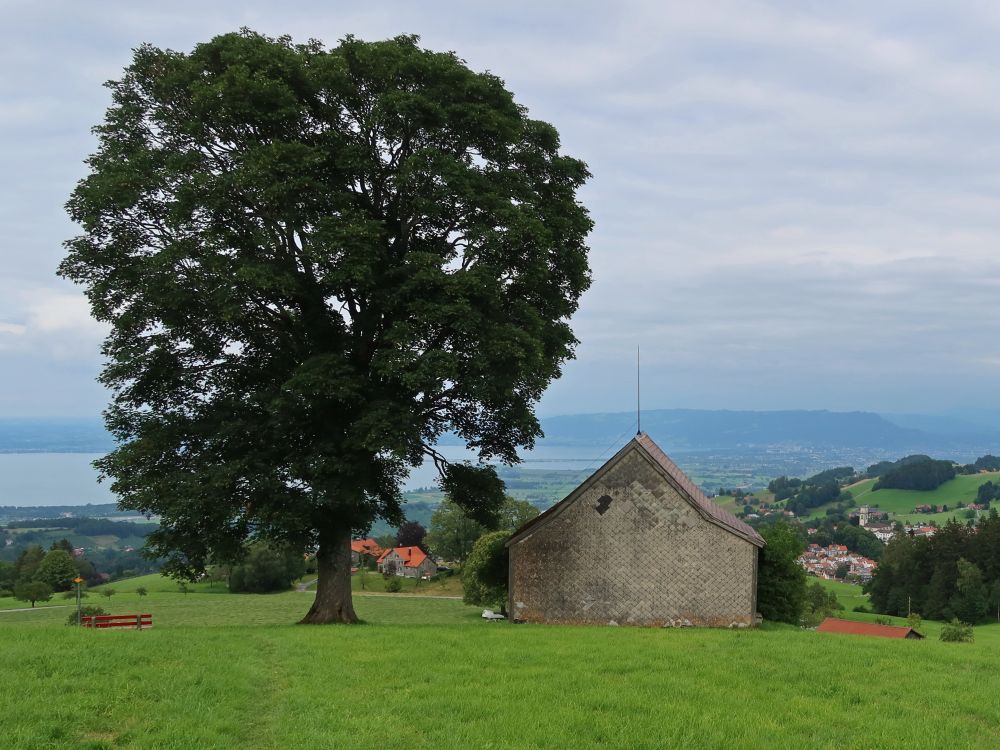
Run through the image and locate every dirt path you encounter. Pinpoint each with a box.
[0,604,69,614]
[342,591,462,600]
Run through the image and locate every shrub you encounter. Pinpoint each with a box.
[874,616,892,625]
[852,605,871,613]
[940,618,974,643]
[0,588,12,598]
[462,530,510,611]
[906,612,922,631]
[34,549,79,591]
[756,522,807,624]
[67,605,107,626]
[228,543,306,593]
[384,577,403,593]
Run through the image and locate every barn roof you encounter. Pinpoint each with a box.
[508,432,765,547]
[634,433,764,546]
[816,617,924,639]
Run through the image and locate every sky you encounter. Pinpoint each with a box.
[3,0,1000,418]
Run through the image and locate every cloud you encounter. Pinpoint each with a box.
[0,284,106,358]
[5,0,1000,417]
[25,290,101,335]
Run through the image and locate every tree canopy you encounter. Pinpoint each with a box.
[461,530,510,612]
[873,458,955,492]
[867,513,1000,623]
[426,496,538,562]
[14,580,53,608]
[756,522,807,624]
[395,522,428,551]
[228,543,306,594]
[34,549,79,591]
[59,30,592,623]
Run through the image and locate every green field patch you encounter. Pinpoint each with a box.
[799,473,1000,523]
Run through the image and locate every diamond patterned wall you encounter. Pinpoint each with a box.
[509,447,758,626]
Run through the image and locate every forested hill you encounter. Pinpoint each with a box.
[532,409,998,452]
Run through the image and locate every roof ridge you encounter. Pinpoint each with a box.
[635,432,765,546]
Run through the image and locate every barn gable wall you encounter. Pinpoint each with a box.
[509,445,757,626]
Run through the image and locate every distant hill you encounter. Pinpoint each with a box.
[534,409,936,451]
[4,409,1000,457]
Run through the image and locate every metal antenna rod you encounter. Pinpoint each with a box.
[636,346,641,435]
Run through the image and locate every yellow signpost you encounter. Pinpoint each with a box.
[74,577,83,625]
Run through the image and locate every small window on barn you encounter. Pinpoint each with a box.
[596,494,613,515]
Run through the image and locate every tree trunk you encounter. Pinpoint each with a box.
[300,525,358,624]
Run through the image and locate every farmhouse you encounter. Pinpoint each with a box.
[507,433,765,627]
[350,538,383,564]
[377,546,437,579]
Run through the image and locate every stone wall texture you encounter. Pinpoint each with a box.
[509,447,758,626]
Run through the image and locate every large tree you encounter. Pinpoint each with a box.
[34,549,80,592]
[60,31,591,623]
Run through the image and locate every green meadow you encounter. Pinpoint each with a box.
[1,573,998,749]
[797,472,1000,524]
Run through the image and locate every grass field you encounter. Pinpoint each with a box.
[812,577,871,611]
[1,573,998,749]
[797,472,1000,523]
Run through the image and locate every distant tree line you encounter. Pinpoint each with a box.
[977,481,1000,506]
[957,455,1000,474]
[5,517,158,537]
[768,467,854,517]
[0,540,93,607]
[864,454,933,478]
[866,512,1000,623]
[873,457,955,492]
[0,517,163,584]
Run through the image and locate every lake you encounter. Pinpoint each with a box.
[0,445,611,507]
[0,453,114,506]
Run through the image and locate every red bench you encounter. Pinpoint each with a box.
[81,614,153,630]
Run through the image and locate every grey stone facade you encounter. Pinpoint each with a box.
[507,434,765,627]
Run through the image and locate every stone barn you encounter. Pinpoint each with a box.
[507,433,765,626]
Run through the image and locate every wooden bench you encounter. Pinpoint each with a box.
[81,614,153,630]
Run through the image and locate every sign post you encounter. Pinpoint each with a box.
[73,576,83,626]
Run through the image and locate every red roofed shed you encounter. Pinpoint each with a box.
[817,617,924,639]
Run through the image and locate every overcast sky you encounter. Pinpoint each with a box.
[3,0,1000,418]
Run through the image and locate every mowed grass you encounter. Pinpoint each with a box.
[812,577,871,611]
[0,572,472,625]
[2,576,999,749]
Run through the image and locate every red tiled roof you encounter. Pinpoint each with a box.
[378,546,431,568]
[351,539,383,557]
[816,617,924,639]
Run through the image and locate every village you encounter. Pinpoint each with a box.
[797,504,941,582]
